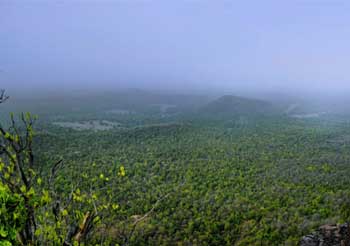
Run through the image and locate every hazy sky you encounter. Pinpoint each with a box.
[1,0,350,94]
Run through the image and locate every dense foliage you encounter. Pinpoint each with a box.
[33,116,350,245]
[2,91,350,245]
[0,185,25,246]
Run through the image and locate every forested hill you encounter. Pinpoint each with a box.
[200,95,278,116]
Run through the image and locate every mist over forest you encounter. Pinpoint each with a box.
[2,1,350,246]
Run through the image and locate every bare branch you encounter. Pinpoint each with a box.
[0,89,9,104]
[124,180,186,245]
[124,192,171,246]
[48,159,63,188]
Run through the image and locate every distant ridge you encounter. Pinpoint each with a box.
[200,95,276,116]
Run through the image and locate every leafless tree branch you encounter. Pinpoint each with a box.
[0,89,9,104]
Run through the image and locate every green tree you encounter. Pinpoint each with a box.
[0,90,113,245]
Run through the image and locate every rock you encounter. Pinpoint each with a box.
[300,235,319,246]
[300,223,350,246]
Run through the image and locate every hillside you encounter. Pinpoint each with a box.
[3,91,350,245]
[200,95,277,116]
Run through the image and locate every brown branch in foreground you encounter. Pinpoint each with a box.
[124,179,186,246]
[48,159,63,188]
[124,192,172,246]
[74,211,96,242]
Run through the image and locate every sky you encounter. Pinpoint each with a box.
[1,0,350,95]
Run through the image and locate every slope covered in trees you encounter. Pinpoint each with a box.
[200,95,278,116]
[1,91,350,245]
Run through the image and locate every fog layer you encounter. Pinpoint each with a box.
[1,0,350,95]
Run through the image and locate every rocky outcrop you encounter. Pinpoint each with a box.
[300,223,350,246]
